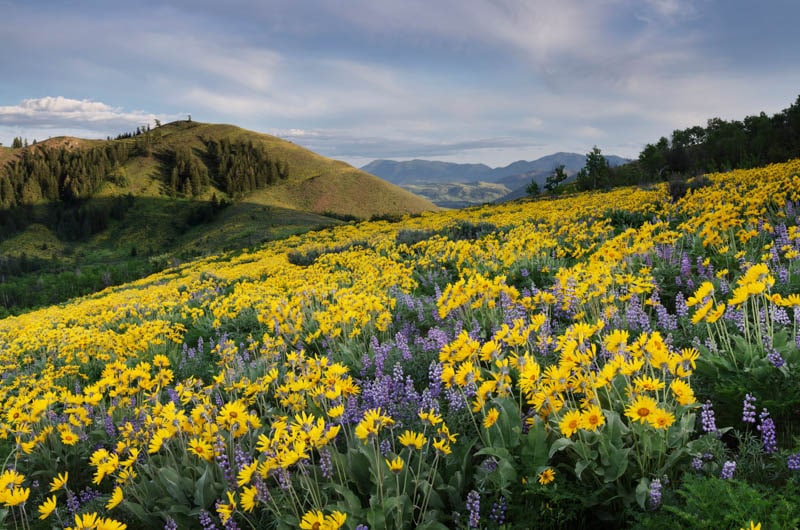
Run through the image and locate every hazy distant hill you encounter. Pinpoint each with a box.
[361,152,630,206]
[360,159,493,184]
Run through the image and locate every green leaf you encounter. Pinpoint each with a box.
[330,483,364,513]
[415,520,451,530]
[125,501,156,525]
[635,477,650,509]
[598,441,630,483]
[548,437,574,457]
[366,502,387,530]
[383,494,411,520]
[521,417,549,474]
[348,447,374,496]
[193,465,219,509]
[575,459,591,479]
[475,446,513,461]
[158,467,189,505]
[603,410,629,446]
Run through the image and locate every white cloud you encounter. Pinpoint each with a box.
[0,97,154,124]
[0,97,176,144]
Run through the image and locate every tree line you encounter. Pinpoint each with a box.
[0,143,132,208]
[534,94,800,195]
[205,138,289,197]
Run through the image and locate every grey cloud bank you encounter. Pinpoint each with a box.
[1,1,799,166]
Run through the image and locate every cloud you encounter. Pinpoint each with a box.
[274,127,539,161]
[0,97,175,143]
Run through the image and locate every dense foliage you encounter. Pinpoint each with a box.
[561,95,800,193]
[1,158,799,529]
[205,138,289,198]
[0,143,132,207]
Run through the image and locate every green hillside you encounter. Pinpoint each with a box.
[0,121,438,315]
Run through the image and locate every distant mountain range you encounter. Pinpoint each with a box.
[361,152,631,205]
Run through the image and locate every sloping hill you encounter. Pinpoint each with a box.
[0,121,437,314]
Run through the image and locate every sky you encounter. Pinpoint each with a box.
[1,0,799,169]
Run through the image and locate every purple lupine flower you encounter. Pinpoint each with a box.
[680,253,692,276]
[725,305,746,334]
[773,306,791,326]
[104,414,116,437]
[701,401,717,433]
[446,387,466,411]
[742,393,757,423]
[355,525,370,530]
[757,409,778,454]
[164,518,178,530]
[675,292,689,318]
[649,478,662,510]
[395,330,413,361]
[489,496,507,526]
[79,487,102,504]
[66,491,80,515]
[720,460,736,479]
[655,303,678,330]
[466,490,481,529]
[691,457,704,471]
[428,361,443,398]
[319,447,334,480]
[214,436,236,489]
[199,510,218,530]
[767,349,786,368]
[787,452,800,471]
[276,468,292,491]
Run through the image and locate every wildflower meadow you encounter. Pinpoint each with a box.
[2,160,800,529]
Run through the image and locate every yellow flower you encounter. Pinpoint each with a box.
[386,456,404,474]
[300,510,325,530]
[559,409,582,438]
[50,471,69,492]
[66,512,99,530]
[327,404,345,419]
[705,303,726,323]
[147,428,171,454]
[687,281,714,307]
[2,486,30,507]
[418,408,443,426]
[740,522,761,530]
[625,395,659,424]
[38,494,58,519]
[670,379,695,406]
[106,486,123,510]
[96,517,128,530]
[633,375,665,392]
[217,400,249,436]
[690,299,713,325]
[240,485,258,512]
[483,407,500,429]
[647,408,676,429]
[579,405,605,431]
[188,437,214,461]
[216,491,236,524]
[538,467,556,485]
[324,511,347,529]
[433,438,452,455]
[398,430,427,450]
[59,426,80,446]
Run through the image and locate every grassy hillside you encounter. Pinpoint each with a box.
[1,159,799,528]
[0,121,437,314]
[402,180,511,207]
